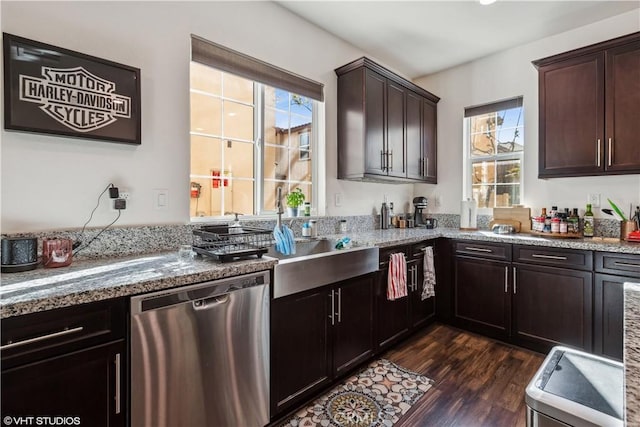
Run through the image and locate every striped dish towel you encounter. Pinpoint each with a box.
[422,246,436,300]
[387,252,407,301]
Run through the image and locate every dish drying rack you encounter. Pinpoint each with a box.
[192,225,273,262]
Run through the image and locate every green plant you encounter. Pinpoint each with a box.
[286,188,305,208]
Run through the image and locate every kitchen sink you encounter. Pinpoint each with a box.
[267,238,379,298]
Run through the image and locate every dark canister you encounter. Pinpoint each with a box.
[1,237,38,273]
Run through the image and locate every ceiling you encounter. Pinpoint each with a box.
[276,1,640,79]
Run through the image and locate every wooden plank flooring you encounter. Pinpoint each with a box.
[384,323,545,427]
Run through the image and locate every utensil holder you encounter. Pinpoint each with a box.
[620,220,637,241]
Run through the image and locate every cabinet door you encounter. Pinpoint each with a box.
[375,268,410,351]
[410,257,435,330]
[386,81,406,177]
[423,99,437,183]
[364,69,386,176]
[406,91,423,180]
[594,273,624,360]
[333,275,374,377]
[605,40,640,173]
[454,256,510,340]
[512,264,592,353]
[271,289,331,416]
[538,52,605,177]
[1,341,125,427]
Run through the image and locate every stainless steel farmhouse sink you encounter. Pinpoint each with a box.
[267,238,379,298]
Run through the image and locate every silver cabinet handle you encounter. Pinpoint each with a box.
[329,291,335,326]
[614,261,640,269]
[513,267,517,294]
[115,353,121,414]
[388,150,393,171]
[337,288,342,323]
[504,266,508,293]
[597,139,601,167]
[464,247,492,253]
[422,157,426,176]
[412,265,417,292]
[426,157,429,177]
[0,326,83,351]
[608,137,613,167]
[531,254,567,260]
[380,150,385,172]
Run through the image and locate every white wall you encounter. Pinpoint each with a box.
[1,1,414,233]
[414,9,640,218]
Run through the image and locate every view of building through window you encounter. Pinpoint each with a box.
[465,98,523,208]
[189,62,314,217]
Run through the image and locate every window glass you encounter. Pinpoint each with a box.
[190,63,316,218]
[465,98,523,208]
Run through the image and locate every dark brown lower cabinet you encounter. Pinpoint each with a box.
[0,298,126,427]
[512,264,593,353]
[594,273,625,360]
[454,256,511,341]
[271,274,374,418]
[2,341,125,427]
[409,246,436,329]
[271,288,331,416]
[375,247,410,351]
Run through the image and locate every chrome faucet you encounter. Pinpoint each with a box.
[275,187,284,230]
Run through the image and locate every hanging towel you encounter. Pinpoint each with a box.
[273,225,286,254]
[387,252,407,301]
[283,224,296,255]
[422,246,436,300]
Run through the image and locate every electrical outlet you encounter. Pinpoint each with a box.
[587,193,601,208]
[118,192,130,200]
[334,193,342,207]
[433,195,441,207]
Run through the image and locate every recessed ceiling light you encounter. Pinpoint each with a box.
[479,0,497,5]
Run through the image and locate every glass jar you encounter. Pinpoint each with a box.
[339,220,348,234]
[303,202,311,216]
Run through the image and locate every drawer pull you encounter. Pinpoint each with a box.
[504,266,508,293]
[0,326,84,351]
[531,254,567,261]
[115,353,122,414]
[613,261,640,269]
[464,247,492,253]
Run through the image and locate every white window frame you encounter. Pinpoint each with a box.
[190,70,323,221]
[462,97,524,212]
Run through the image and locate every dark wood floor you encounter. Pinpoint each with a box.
[384,323,545,427]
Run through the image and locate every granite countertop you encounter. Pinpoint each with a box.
[0,252,277,319]
[2,227,639,319]
[625,282,640,426]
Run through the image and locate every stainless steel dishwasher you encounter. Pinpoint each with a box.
[130,270,270,427]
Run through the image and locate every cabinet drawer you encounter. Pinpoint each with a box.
[379,245,409,268]
[411,240,434,259]
[513,245,592,271]
[1,298,126,367]
[454,240,511,261]
[595,252,640,278]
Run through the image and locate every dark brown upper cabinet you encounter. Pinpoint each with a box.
[533,32,640,178]
[336,57,440,183]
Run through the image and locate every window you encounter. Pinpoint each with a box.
[463,97,523,209]
[189,36,323,218]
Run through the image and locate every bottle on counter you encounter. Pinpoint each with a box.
[551,217,561,233]
[583,204,595,237]
[389,202,396,228]
[380,202,390,229]
[303,202,311,216]
[568,208,580,234]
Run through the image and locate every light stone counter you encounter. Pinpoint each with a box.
[0,252,277,319]
[625,282,640,426]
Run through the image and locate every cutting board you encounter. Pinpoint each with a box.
[493,207,531,232]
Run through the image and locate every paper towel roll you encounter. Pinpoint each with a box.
[460,199,478,230]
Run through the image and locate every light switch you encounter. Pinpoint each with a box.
[153,189,169,210]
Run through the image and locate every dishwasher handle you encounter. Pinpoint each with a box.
[131,270,269,314]
[192,294,230,310]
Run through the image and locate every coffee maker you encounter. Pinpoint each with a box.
[413,197,428,227]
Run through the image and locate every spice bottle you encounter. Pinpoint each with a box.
[568,208,579,234]
[583,204,594,237]
[303,202,311,216]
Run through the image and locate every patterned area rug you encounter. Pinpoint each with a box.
[278,359,434,427]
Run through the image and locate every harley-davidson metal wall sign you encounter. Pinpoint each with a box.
[3,33,141,145]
